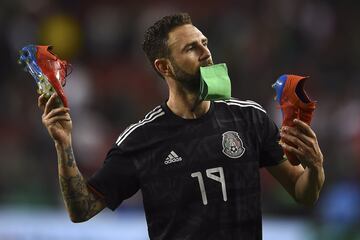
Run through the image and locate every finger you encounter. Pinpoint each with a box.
[281,126,314,147]
[280,132,312,153]
[293,119,321,154]
[38,94,48,111]
[279,140,302,156]
[280,133,318,166]
[293,119,316,138]
[280,140,315,167]
[44,107,70,119]
[44,93,59,115]
[46,116,71,125]
[45,113,71,124]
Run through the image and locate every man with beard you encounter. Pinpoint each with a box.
[39,13,324,239]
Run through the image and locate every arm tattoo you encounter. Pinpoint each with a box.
[59,146,104,221]
[59,174,102,221]
[65,147,75,168]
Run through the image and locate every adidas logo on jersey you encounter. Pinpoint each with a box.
[164,151,182,165]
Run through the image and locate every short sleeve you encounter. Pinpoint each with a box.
[259,114,285,168]
[87,145,140,210]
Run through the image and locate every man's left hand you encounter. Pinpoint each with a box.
[279,119,324,170]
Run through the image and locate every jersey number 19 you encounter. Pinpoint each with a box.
[191,167,227,205]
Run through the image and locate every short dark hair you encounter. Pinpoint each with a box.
[142,13,192,77]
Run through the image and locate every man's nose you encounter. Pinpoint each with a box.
[199,45,211,62]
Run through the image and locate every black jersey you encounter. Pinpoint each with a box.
[88,98,284,240]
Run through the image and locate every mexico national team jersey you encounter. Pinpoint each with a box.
[88,98,284,240]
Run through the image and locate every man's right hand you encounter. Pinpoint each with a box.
[38,93,72,146]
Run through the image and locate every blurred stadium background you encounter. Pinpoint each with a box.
[1,0,360,239]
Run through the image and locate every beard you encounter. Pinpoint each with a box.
[169,57,213,93]
[170,59,200,93]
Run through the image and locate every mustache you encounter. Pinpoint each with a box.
[200,59,214,67]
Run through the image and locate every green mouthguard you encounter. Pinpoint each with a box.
[199,63,231,101]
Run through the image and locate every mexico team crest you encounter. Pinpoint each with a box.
[222,131,245,159]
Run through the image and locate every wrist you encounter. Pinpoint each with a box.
[308,162,324,174]
[54,138,72,149]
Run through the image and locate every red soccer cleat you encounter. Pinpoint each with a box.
[19,45,71,107]
[273,74,316,165]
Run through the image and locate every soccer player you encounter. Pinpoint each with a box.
[38,13,324,239]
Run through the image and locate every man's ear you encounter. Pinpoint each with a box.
[154,58,172,78]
